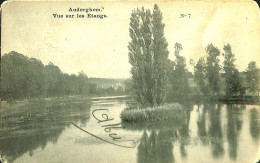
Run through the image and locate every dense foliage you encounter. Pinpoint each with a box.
[167,43,190,102]
[194,44,259,98]
[205,44,221,96]
[194,58,209,96]
[1,51,124,101]
[127,5,259,106]
[222,44,245,97]
[128,4,171,107]
[246,61,260,95]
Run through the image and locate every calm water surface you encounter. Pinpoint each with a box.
[0,97,259,163]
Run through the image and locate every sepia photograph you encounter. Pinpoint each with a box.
[0,0,260,162]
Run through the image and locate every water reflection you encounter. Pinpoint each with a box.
[0,99,259,163]
[249,108,260,140]
[207,103,224,158]
[135,102,260,162]
[226,105,243,160]
[0,99,91,163]
[138,130,175,163]
[137,106,192,163]
[197,104,208,145]
[178,107,191,159]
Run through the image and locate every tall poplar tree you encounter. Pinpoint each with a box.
[205,44,221,96]
[128,4,170,107]
[194,57,209,96]
[222,44,244,97]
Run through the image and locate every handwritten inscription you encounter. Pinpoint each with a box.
[92,109,124,141]
[72,108,137,148]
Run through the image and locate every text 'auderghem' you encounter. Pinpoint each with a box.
[52,7,107,19]
[68,7,103,13]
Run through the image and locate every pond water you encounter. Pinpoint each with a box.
[0,96,259,163]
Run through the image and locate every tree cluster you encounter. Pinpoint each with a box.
[194,44,259,98]
[128,5,259,106]
[1,51,123,101]
[167,43,190,102]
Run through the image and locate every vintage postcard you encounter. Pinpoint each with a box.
[0,0,260,163]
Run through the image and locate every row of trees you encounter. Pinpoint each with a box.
[128,4,259,107]
[194,44,259,98]
[1,51,123,101]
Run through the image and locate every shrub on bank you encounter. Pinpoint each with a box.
[120,103,186,122]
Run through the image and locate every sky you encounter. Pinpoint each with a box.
[2,0,260,78]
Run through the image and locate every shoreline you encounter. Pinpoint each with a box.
[0,94,130,110]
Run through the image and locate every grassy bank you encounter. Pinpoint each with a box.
[120,103,186,122]
[121,118,185,131]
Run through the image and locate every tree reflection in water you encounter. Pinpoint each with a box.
[178,107,191,159]
[137,130,175,163]
[1,100,259,163]
[226,104,243,160]
[135,103,260,162]
[0,99,91,163]
[207,103,224,158]
[197,103,208,145]
[137,104,192,163]
[250,108,260,140]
